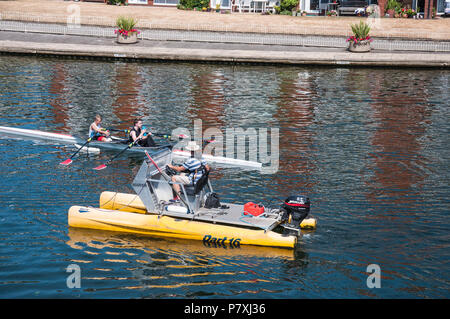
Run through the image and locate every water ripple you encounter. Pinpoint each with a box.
[0,57,448,298]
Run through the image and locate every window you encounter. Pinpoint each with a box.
[153,0,179,4]
[437,0,445,12]
[128,0,149,3]
[310,0,319,10]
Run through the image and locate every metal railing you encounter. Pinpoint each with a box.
[0,12,449,52]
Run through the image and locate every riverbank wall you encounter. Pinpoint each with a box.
[0,1,449,67]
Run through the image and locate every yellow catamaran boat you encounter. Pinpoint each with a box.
[68,149,316,249]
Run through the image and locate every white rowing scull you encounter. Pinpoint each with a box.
[0,126,262,168]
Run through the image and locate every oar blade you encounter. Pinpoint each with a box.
[92,140,136,172]
[93,164,107,171]
[59,158,73,166]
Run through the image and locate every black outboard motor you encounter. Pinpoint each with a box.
[281,195,310,236]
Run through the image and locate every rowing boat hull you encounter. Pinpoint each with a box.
[83,140,171,154]
[0,126,78,143]
[68,205,297,249]
[172,149,262,168]
[0,126,262,167]
[0,126,171,153]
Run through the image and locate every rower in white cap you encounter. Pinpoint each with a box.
[167,141,210,202]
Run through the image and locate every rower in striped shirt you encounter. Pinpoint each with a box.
[167,141,210,202]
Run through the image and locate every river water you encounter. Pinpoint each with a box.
[0,56,448,298]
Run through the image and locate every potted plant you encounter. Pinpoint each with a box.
[400,8,408,17]
[301,10,307,16]
[347,20,373,53]
[115,16,140,44]
[326,10,337,16]
[215,3,221,12]
[406,8,416,18]
[385,0,399,17]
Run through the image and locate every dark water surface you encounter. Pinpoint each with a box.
[0,56,448,298]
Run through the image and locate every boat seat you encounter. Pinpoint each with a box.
[184,169,209,196]
[181,169,210,212]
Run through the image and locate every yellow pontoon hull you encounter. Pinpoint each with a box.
[68,205,297,249]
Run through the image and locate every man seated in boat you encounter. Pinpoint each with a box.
[128,119,156,147]
[167,141,210,202]
[89,114,111,142]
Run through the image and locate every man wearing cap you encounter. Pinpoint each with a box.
[167,141,209,202]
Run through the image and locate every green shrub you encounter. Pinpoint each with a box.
[179,0,209,9]
[280,0,299,12]
[385,0,401,11]
[107,0,126,5]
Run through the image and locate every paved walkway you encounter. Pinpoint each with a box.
[0,0,449,41]
[1,30,449,67]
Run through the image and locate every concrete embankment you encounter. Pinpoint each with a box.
[1,38,449,68]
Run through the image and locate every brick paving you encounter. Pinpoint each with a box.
[0,0,449,40]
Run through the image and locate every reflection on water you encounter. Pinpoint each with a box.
[66,228,293,296]
[366,71,432,206]
[0,56,449,298]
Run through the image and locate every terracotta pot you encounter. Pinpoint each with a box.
[117,32,138,44]
[348,41,371,53]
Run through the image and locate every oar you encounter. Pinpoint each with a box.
[60,137,92,166]
[175,134,215,144]
[92,138,141,171]
[108,128,129,133]
[144,150,191,212]
[108,128,214,143]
